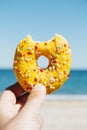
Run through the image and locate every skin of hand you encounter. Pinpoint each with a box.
[0,83,46,130]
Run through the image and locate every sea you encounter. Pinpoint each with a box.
[0,69,87,97]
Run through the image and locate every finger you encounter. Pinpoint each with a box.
[25,84,46,115]
[6,82,25,97]
[1,90,16,104]
[19,84,46,118]
[32,115,43,130]
[36,115,43,130]
[17,92,29,107]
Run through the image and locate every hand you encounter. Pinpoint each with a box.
[0,83,46,130]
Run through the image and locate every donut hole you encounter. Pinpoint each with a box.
[37,55,49,69]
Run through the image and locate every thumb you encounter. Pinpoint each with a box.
[18,84,46,119]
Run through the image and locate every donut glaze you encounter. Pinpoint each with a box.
[13,34,72,94]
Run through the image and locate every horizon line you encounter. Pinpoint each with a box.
[0,67,87,71]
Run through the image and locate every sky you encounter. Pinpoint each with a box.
[0,0,87,69]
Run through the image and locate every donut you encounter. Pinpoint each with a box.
[13,34,72,94]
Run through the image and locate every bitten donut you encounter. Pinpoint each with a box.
[13,34,72,94]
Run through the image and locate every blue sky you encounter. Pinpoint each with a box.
[0,0,87,69]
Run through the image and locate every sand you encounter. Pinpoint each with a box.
[41,96,87,130]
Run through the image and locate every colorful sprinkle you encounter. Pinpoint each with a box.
[27,52,32,54]
[35,45,38,50]
[33,69,36,71]
[19,53,23,57]
[14,66,17,70]
[39,68,43,72]
[44,42,47,45]
[14,60,17,64]
[27,47,32,51]
[64,44,67,47]
[34,78,37,81]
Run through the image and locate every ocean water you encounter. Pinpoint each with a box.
[0,69,87,95]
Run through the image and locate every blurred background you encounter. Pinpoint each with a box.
[0,0,87,94]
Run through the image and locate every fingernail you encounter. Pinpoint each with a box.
[33,84,46,93]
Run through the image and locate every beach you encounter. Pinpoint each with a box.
[41,96,87,130]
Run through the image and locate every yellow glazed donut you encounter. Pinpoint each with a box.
[13,34,72,94]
